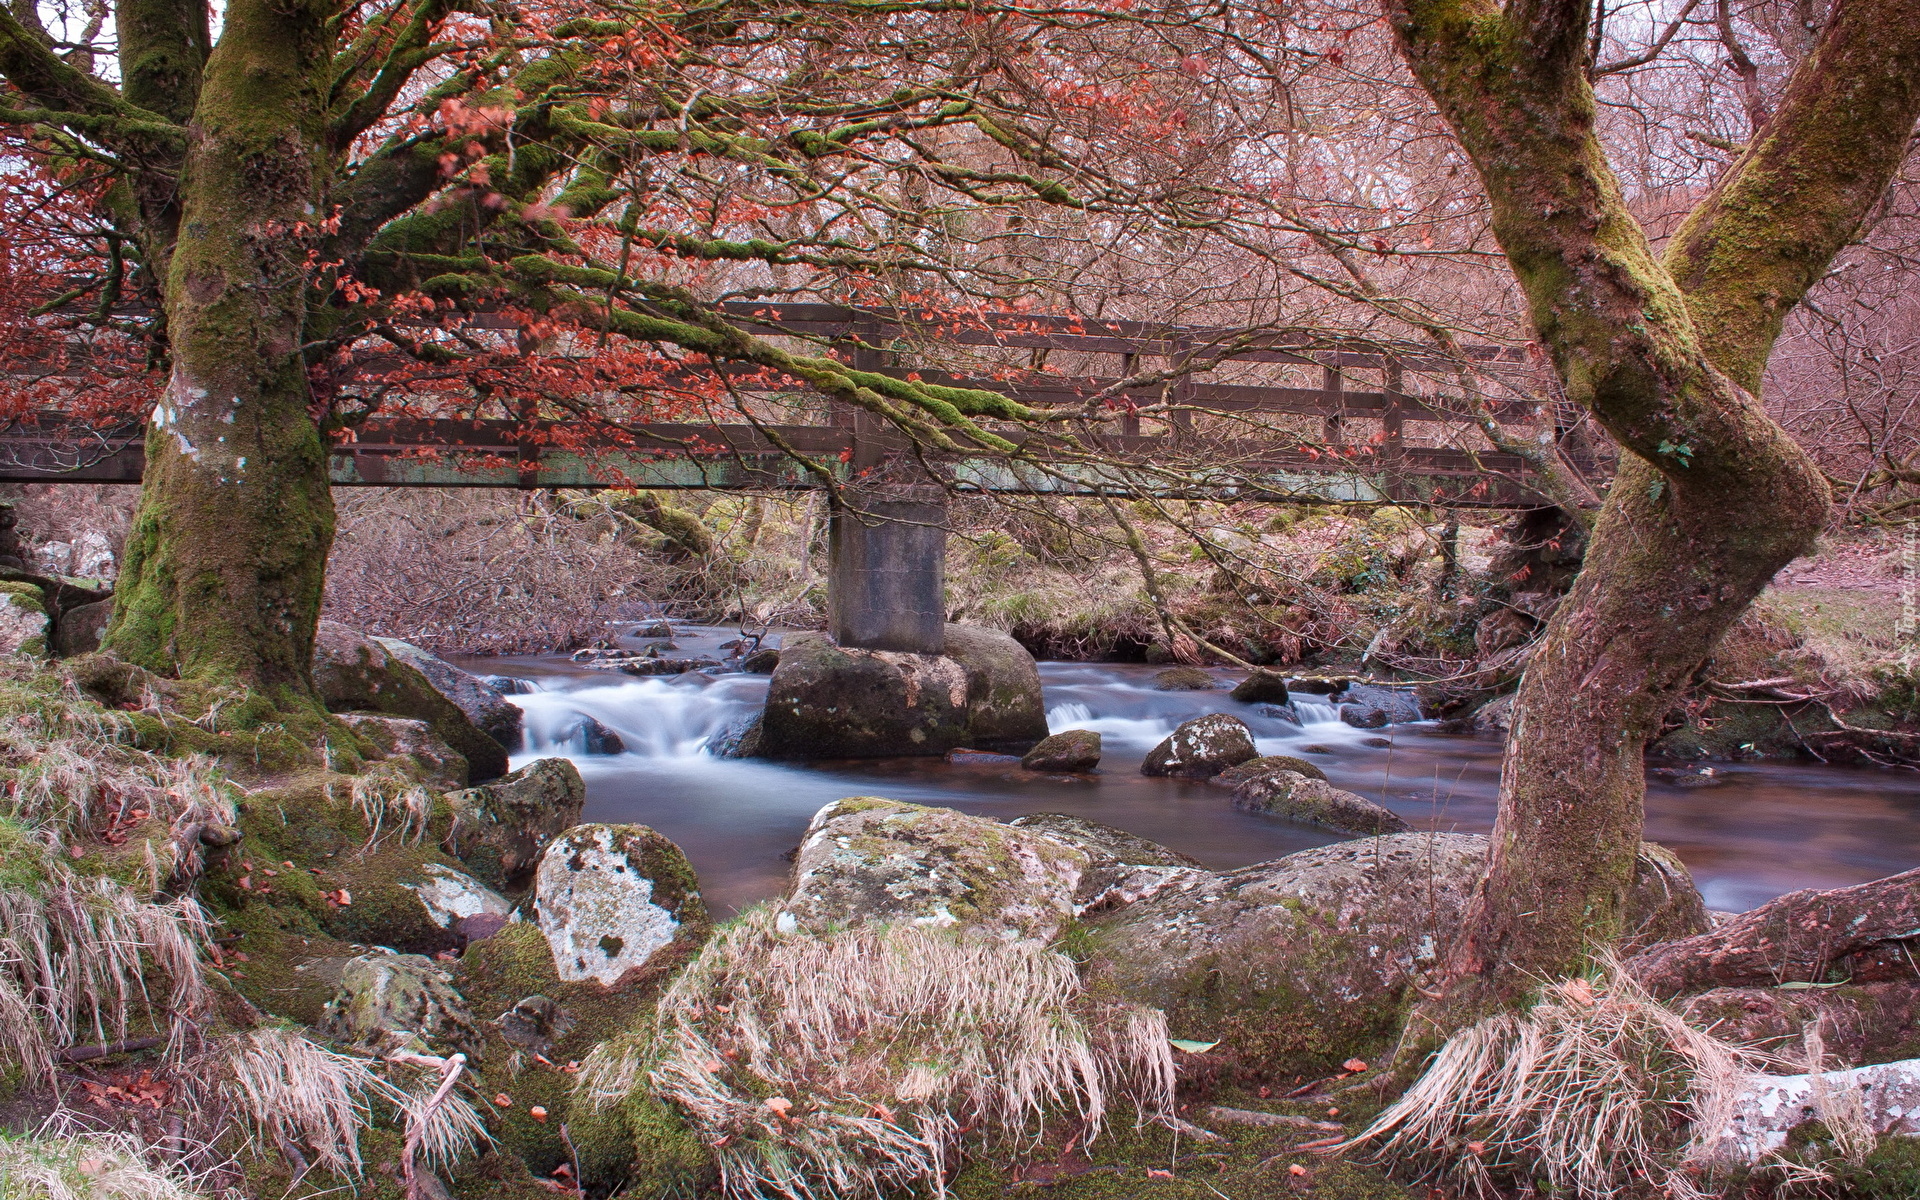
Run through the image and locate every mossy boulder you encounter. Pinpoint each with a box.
[443,757,587,890]
[1007,812,1203,913]
[1229,770,1410,835]
[1021,729,1101,773]
[756,624,1047,758]
[1141,713,1257,779]
[322,952,480,1057]
[375,636,524,751]
[0,582,50,657]
[1085,832,1709,1080]
[312,621,507,781]
[1335,682,1424,727]
[453,921,711,1191]
[1229,669,1290,704]
[51,597,111,658]
[341,713,467,791]
[401,861,515,944]
[780,798,1089,940]
[1210,754,1328,787]
[1153,666,1217,691]
[532,823,709,985]
[943,623,1050,749]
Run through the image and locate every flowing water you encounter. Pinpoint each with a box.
[456,625,1920,919]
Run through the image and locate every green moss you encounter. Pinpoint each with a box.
[0,581,47,615]
[947,1103,1414,1200]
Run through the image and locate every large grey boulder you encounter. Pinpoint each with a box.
[1007,812,1202,913]
[1085,833,1709,1080]
[375,637,523,751]
[323,952,479,1057]
[442,757,587,890]
[313,622,508,781]
[1229,670,1290,704]
[1140,713,1257,779]
[1229,769,1410,835]
[779,798,1087,941]
[533,823,709,986]
[755,624,1046,759]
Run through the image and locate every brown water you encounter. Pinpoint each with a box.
[465,626,1920,918]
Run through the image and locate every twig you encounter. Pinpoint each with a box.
[403,1052,467,1200]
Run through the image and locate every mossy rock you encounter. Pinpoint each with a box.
[0,581,50,658]
[1228,668,1290,704]
[533,823,710,985]
[313,620,507,781]
[1140,714,1256,779]
[443,757,586,891]
[1152,666,1216,691]
[1229,770,1410,836]
[1085,832,1707,1082]
[781,798,1088,940]
[322,952,479,1057]
[1020,728,1101,772]
[454,920,710,1190]
[1210,754,1328,787]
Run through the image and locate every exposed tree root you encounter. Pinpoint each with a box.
[1626,867,1920,997]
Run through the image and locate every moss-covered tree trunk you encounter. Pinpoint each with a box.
[1383,0,1920,1040]
[104,0,336,702]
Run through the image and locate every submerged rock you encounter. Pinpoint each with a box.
[755,624,1046,758]
[533,823,709,986]
[1336,682,1424,725]
[443,757,587,890]
[375,637,524,752]
[739,646,780,673]
[1228,770,1410,835]
[1229,670,1291,704]
[314,621,508,781]
[574,715,626,755]
[1474,694,1515,732]
[323,952,479,1057]
[1021,729,1102,773]
[1153,667,1216,691]
[780,798,1087,941]
[1209,755,1328,788]
[1141,713,1257,779]
[1086,832,1709,1079]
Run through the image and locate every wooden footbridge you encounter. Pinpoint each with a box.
[0,304,1551,509]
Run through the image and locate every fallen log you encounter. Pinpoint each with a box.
[1625,867,1920,997]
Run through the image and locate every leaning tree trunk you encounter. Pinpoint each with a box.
[104,0,336,705]
[1383,0,1920,1043]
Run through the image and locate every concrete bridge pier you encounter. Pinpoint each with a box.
[828,483,948,653]
[755,478,1050,758]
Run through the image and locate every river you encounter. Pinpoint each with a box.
[456,624,1920,918]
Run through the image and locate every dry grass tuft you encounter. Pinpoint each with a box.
[348,764,434,847]
[1355,958,1769,1200]
[0,1125,204,1200]
[218,1027,383,1178]
[0,840,211,1084]
[216,1029,490,1181]
[601,911,1173,1200]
